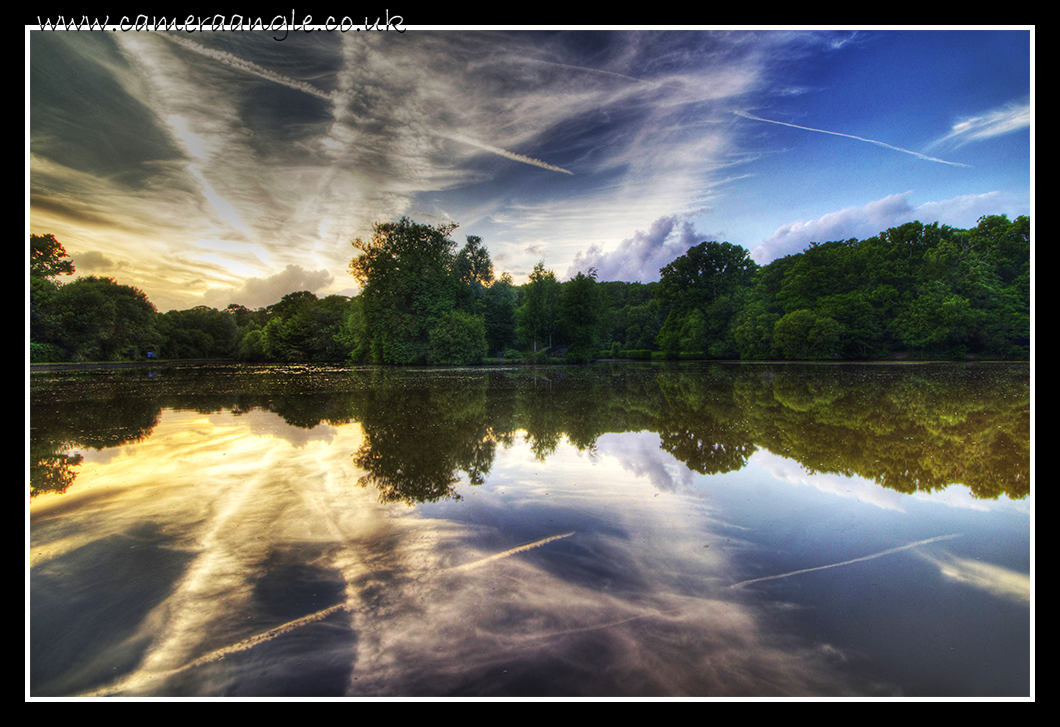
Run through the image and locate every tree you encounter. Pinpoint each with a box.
[654,241,758,357]
[348,218,461,364]
[30,234,77,361]
[455,236,495,295]
[30,233,75,280]
[158,306,238,359]
[772,309,843,359]
[515,261,560,352]
[559,268,606,362]
[483,272,518,355]
[45,276,158,361]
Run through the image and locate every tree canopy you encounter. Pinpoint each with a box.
[347,217,495,365]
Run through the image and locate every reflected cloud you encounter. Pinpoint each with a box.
[919,550,1031,605]
[751,450,908,511]
[212,408,341,448]
[596,431,697,494]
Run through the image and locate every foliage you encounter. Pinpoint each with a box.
[483,273,518,355]
[30,233,75,279]
[258,292,352,362]
[157,306,238,359]
[558,268,606,362]
[28,214,1030,366]
[35,276,158,361]
[515,261,560,352]
[428,309,488,365]
[349,217,463,364]
[654,240,759,358]
[771,309,843,359]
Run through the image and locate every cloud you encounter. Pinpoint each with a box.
[597,432,697,494]
[566,214,712,282]
[72,250,119,273]
[918,551,1030,604]
[167,36,574,178]
[928,101,1030,149]
[735,110,970,167]
[201,264,334,309]
[749,191,1020,264]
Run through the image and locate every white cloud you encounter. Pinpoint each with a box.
[928,101,1030,149]
[566,214,713,283]
[750,191,1023,264]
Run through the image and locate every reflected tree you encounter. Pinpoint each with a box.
[30,362,1030,503]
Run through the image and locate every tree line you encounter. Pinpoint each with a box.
[29,213,1029,365]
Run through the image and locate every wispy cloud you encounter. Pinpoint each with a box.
[735,110,970,167]
[928,100,1030,148]
[919,550,1030,604]
[32,30,1027,312]
[167,36,574,177]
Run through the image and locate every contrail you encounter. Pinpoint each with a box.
[735,110,970,167]
[161,36,572,175]
[443,133,574,175]
[730,533,961,589]
[162,35,336,101]
[448,531,576,572]
[79,602,355,696]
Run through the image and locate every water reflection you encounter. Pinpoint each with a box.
[29,362,1030,697]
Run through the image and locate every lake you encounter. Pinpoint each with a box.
[28,361,1031,698]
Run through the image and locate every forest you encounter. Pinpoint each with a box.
[28,213,1030,365]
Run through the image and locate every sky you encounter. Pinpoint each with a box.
[28,25,1032,312]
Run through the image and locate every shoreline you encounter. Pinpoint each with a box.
[29,356,1025,373]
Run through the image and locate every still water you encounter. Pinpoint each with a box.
[29,362,1031,698]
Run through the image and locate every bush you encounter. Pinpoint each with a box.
[30,342,65,363]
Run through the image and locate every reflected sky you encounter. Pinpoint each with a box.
[29,363,1031,698]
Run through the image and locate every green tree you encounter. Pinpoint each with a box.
[515,261,560,352]
[483,272,518,355]
[654,241,758,357]
[348,218,462,364]
[46,276,158,361]
[772,309,843,359]
[158,305,238,359]
[621,297,664,351]
[455,235,495,304]
[559,268,606,362]
[30,234,77,360]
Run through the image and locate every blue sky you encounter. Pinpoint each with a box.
[28,26,1032,311]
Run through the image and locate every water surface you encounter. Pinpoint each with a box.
[29,362,1031,697]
